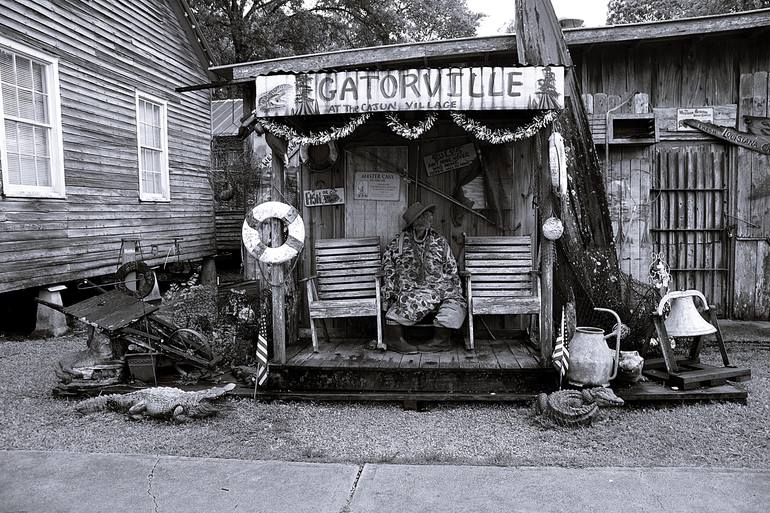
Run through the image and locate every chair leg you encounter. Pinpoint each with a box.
[376,307,384,350]
[310,318,320,353]
[467,314,475,351]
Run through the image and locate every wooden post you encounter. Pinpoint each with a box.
[538,134,554,364]
[271,265,286,364]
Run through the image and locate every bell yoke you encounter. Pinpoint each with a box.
[380,202,467,354]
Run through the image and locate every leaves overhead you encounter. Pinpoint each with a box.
[190,0,483,65]
[607,0,770,24]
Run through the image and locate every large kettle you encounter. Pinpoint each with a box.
[566,307,622,387]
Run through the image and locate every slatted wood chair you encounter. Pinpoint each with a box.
[304,237,383,352]
[461,234,540,350]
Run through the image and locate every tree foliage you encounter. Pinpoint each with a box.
[607,0,770,24]
[190,0,483,65]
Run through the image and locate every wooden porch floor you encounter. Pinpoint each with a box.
[279,338,542,370]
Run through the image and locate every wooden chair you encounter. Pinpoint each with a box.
[462,234,540,350]
[304,237,383,352]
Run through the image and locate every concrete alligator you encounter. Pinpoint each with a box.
[75,383,236,422]
[532,387,624,427]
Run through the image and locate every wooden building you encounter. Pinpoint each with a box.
[209,8,770,327]
[0,0,218,296]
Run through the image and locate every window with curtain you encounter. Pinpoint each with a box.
[0,39,64,198]
[135,92,169,201]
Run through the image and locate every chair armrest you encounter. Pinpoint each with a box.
[459,270,471,277]
[375,270,385,278]
[299,275,317,283]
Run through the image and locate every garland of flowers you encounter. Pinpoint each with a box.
[450,110,559,144]
[385,112,438,140]
[258,113,372,146]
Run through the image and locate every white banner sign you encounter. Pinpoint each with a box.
[255,67,564,117]
[303,187,344,207]
[354,172,401,201]
[677,107,714,131]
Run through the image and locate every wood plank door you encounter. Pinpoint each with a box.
[652,145,730,313]
[344,146,409,247]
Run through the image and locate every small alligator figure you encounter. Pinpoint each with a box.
[75,383,236,422]
[257,84,292,113]
[532,387,624,427]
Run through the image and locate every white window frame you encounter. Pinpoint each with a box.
[0,36,65,199]
[134,90,170,202]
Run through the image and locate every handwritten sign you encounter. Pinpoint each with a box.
[683,119,770,154]
[423,143,477,176]
[677,108,714,131]
[255,66,565,117]
[354,172,400,201]
[304,187,344,207]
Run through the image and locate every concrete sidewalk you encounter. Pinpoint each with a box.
[1,450,769,513]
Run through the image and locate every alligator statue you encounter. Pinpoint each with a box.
[75,383,236,422]
[532,387,624,427]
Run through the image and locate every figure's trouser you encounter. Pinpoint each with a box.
[385,301,466,330]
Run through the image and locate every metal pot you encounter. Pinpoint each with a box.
[566,307,622,387]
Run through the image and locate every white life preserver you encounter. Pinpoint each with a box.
[242,201,305,264]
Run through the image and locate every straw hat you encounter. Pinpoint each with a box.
[402,202,436,227]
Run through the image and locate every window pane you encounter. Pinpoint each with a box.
[17,123,34,155]
[0,50,13,83]
[36,157,51,186]
[33,126,49,157]
[4,119,18,152]
[32,62,45,93]
[7,152,21,184]
[33,92,47,123]
[17,88,34,119]
[2,83,18,116]
[15,56,32,88]
[150,103,161,126]
[19,155,37,185]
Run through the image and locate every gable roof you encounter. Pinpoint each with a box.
[169,0,220,80]
[206,8,770,84]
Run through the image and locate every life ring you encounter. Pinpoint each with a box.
[300,141,338,172]
[115,261,155,299]
[242,201,305,264]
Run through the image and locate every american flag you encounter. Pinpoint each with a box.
[551,307,569,389]
[254,297,270,398]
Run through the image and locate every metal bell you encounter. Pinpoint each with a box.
[658,290,716,337]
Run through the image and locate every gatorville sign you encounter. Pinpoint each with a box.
[254,66,565,117]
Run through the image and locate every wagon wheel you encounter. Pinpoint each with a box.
[168,328,215,362]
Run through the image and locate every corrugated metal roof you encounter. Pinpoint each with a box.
[211,99,243,136]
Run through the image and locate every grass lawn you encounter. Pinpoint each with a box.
[1,330,767,468]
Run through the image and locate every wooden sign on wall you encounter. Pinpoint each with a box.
[255,66,565,117]
[423,143,477,176]
[304,187,344,207]
[683,119,770,154]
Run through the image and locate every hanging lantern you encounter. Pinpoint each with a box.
[542,216,564,240]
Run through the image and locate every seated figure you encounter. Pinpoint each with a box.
[381,202,467,353]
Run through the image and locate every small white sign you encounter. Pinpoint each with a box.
[354,172,401,201]
[677,107,714,131]
[423,143,477,176]
[304,187,344,207]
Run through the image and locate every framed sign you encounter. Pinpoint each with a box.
[304,187,344,207]
[677,108,714,131]
[423,143,477,176]
[353,171,401,201]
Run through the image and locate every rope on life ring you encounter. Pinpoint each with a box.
[115,261,156,299]
[242,201,305,265]
[300,141,338,172]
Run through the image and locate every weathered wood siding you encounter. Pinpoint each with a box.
[0,0,215,294]
[572,30,770,318]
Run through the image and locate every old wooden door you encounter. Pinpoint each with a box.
[652,144,730,313]
[344,146,409,247]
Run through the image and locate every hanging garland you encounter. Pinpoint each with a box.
[258,113,372,147]
[450,110,559,144]
[385,112,438,140]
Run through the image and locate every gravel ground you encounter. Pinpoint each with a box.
[1,330,768,468]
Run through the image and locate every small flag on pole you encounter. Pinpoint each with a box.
[552,307,569,389]
[254,298,270,398]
